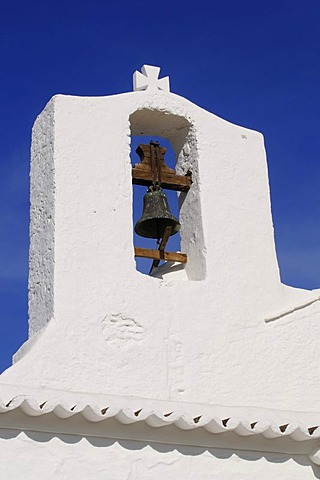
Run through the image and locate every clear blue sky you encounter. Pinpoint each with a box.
[1,0,319,372]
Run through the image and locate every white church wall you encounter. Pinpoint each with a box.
[2,88,320,413]
[0,429,319,480]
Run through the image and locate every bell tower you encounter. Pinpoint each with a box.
[2,64,320,480]
[2,64,318,413]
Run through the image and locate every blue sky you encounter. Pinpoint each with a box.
[0,0,319,372]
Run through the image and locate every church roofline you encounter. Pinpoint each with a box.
[1,385,320,465]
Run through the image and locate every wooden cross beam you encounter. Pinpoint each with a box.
[134,247,187,265]
[132,142,192,192]
[133,220,188,271]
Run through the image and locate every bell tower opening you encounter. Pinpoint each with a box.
[131,136,182,275]
[130,108,206,282]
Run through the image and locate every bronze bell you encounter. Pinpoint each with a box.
[135,186,181,239]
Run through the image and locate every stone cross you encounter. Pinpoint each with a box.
[133,64,170,92]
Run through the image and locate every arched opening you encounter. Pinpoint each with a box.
[130,109,206,281]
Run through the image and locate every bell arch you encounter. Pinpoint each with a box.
[129,108,206,281]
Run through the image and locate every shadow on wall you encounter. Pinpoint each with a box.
[1,429,320,478]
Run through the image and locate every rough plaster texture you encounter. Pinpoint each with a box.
[28,101,55,337]
[2,90,320,409]
[1,429,320,480]
[1,87,320,478]
[2,385,320,477]
[1,90,319,409]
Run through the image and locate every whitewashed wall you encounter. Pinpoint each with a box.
[1,90,320,413]
[0,429,319,480]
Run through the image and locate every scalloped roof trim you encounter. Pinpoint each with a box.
[1,395,320,442]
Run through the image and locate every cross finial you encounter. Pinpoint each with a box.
[133,65,170,92]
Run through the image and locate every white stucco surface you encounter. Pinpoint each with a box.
[1,429,320,480]
[1,84,320,477]
[1,89,320,411]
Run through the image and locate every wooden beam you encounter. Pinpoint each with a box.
[132,169,192,192]
[149,226,172,274]
[134,247,187,264]
[132,143,192,192]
